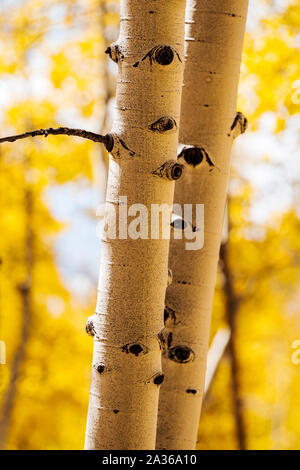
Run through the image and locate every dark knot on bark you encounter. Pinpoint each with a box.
[171,215,188,230]
[178,145,214,168]
[167,345,195,364]
[186,389,198,394]
[121,342,148,356]
[153,373,165,385]
[229,111,248,139]
[93,363,105,374]
[104,133,114,152]
[133,45,181,67]
[152,160,184,181]
[154,46,174,65]
[104,134,135,158]
[150,116,177,133]
[105,43,124,64]
[86,315,97,337]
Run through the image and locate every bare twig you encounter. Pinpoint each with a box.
[0,127,110,147]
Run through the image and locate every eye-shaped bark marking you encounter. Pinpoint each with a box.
[228,111,248,139]
[167,345,195,364]
[178,145,214,168]
[170,215,188,231]
[150,116,177,133]
[153,46,176,65]
[105,43,124,64]
[133,45,181,67]
[121,342,148,356]
[152,160,184,181]
[170,214,199,233]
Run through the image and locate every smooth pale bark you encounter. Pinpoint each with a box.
[156,0,249,450]
[85,0,186,450]
[204,327,231,396]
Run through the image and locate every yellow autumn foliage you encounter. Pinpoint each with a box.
[0,0,300,450]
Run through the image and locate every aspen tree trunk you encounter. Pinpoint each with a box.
[156,0,249,450]
[85,0,186,450]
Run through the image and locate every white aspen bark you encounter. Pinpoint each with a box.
[204,327,231,395]
[85,0,186,450]
[156,0,249,450]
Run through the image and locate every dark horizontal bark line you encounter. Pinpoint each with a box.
[0,127,110,147]
[182,69,237,75]
[185,11,243,18]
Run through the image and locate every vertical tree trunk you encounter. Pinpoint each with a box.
[220,239,246,450]
[92,0,110,208]
[0,187,33,450]
[156,0,249,450]
[203,327,231,396]
[85,0,186,450]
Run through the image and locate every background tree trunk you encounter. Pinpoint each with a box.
[220,238,246,450]
[156,0,249,450]
[0,184,33,450]
[84,0,186,450]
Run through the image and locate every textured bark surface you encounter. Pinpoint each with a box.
[156,0,249,450]
[85,0,185,450]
